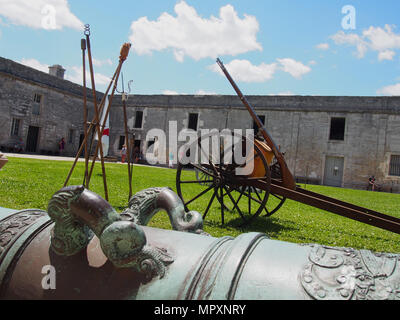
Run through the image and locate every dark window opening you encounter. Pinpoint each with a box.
[118,136,125,150]
[33,94,42,115]
[253,115,265,135]
[134,111,143,128]
[188,113,199,131]
[32,104,40,115]
[389,155,400,176]
[132,140,142,162]
[147,139,155,149]
[329,117,345,141]
[26,126,40,152]
[79,133,85,149]
[11,118,20,136]
[68,129,74,143]
[33,93,42,104]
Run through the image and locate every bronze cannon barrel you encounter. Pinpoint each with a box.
[0,187,399,300]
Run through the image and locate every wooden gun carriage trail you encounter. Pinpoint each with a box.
[175,58,400,235]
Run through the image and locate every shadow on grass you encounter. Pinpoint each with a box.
[204,215,299,236]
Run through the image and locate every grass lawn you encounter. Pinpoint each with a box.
[1,156,399,253]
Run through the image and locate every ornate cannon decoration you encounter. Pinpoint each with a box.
[0,186,399,300]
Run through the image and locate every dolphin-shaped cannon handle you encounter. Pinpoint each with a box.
[47,186,203,280]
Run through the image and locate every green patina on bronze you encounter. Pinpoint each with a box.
[1,187,400,300]
[300,244,400,300]
[47,186,93,256]
[47,185,179,280]
[121,187,208,235]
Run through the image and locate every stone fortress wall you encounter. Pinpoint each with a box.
[1,56,399,192]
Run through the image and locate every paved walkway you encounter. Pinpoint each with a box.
[3,152,87,162]
[2,152,174,170]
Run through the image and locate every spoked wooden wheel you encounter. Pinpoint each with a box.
[176,131,271,226]
[194,166,213,186]
[262,156,287,217]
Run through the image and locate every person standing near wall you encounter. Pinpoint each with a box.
[59,137,65,156]
[168,149,174,168]
[120,144,127,163]
[368,175,376,191]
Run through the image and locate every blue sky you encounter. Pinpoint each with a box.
[1,0,400,96]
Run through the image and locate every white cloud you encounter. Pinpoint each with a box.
[378,50,395,61]
[315,43,329,50]
[195,89,217,95]
[269,91,295,96]
[65,66,111,86]
[209,58,311,83]
[276,58,311,79]
[18,57,111,91]
[277,91,294,95]
[331,24,400,61]
[162,90,180,95]
[162,89,216,95]
[19,58,49,73]
[330,31,368,58]
[364,25,400,52]
[377,83,400,96]
[209,59,278,83]
[0,0,83,30]
[129,1,262,62]
[92,58,113,67]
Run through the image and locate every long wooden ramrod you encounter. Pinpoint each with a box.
[216,58,296,189]
[81,38,89,188]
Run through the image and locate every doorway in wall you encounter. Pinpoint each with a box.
[323,156,344,187]
[26,126,40,152]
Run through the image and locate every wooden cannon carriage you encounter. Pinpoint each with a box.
[175,58,400,235]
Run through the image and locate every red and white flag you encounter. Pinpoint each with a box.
[96,95,110,157]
